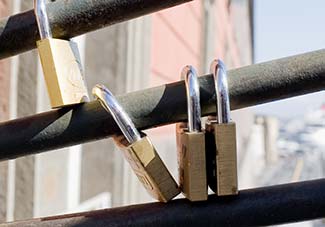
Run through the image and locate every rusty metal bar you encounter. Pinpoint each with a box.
[3,179,325,226]
[0,0,192,59]
[0,49,324,160]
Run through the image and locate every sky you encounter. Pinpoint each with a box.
[253,0,325,119]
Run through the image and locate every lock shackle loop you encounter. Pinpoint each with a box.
[92,84,141,144]
[181,65,202,132]
[34,0,52,39]
[210,59,231,124]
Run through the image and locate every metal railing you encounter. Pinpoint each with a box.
[0,49,324,160]
[0,0,191,59]
[3,179,325,227]
[0,0,325,226]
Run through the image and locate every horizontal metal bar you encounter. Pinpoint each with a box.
[0,0,191,59]
[0,49,325,160]
[3,179,325,226]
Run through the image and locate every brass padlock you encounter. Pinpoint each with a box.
[93,84,180,203]
[176,66,207,201]
[34,0,89,108]
[205,59,238,196]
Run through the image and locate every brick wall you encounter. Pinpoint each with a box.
[150,1,203,86]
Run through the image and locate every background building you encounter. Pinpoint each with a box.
[0,0,257,222]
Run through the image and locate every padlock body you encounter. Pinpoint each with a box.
[177,129,207,201]
[37,38,89,108]
[206,122,238,196]
[123,136,180,202]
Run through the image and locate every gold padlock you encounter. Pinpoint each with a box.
[205,60,238,196]
[34,0,89,108]
[176,66,207,201]
[93,84,180,203]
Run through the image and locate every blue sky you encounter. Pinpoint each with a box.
[253,0,325,118]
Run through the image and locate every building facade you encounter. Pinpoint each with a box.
[0,0,254,222]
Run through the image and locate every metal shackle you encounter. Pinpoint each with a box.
[181,65,202,132]
[34,0,52,39]
[92,84,141,144]
[210,59,231,124]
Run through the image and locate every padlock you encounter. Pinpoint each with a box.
[176,66,207,201]
[205,59,238,196]
[93,84,180,203]
[34,0,89,108]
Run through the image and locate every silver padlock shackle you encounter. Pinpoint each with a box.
[34,0,52,39]
[92,84,141,144]
[210,59,231,124]
[181,65,202,132]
